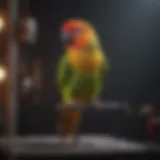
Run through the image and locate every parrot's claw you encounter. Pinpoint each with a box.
[64,137,74,144]
[57,136,79,146]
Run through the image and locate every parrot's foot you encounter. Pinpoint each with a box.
[64,136,74,144]
[57,135,79,146]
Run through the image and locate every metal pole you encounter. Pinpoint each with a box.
[6,0,19,138]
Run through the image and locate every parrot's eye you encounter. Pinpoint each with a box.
[72,28,82,36]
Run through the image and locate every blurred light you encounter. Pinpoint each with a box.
[20,17,38,44]
[0,66,7,82]
[23,77,32,89]
[0,16,5,32]
[27,17,38,43]
[22,76,33,95]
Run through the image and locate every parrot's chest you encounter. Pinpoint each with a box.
[71,69,100,93]
[68,51,103,72]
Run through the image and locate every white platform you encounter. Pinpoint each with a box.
[0,134,159,156]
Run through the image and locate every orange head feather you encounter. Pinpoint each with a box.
[61,19,97,51]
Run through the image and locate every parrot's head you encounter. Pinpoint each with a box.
[61,19,100,51]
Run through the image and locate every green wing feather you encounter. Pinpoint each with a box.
[57,54,73,103]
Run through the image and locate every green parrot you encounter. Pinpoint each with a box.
[56,19,110,143]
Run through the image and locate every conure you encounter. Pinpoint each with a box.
[57,19,110,143]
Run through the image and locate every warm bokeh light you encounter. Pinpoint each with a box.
[0,16,6,32]
[0,66,7,82]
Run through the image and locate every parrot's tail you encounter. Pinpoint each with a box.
[58,108,82,138]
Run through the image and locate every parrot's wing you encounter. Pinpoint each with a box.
[102,54,110,75]
[57,54,72,90]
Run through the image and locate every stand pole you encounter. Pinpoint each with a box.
[6,0,19,159]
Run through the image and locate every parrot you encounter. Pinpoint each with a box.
[57,19,110,143]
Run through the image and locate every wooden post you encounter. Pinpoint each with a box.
[5,0,19,159]
[6,0,19,138]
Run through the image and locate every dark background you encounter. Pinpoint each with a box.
[18,0,160,142]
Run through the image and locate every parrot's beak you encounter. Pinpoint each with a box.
[61,30,73,45]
